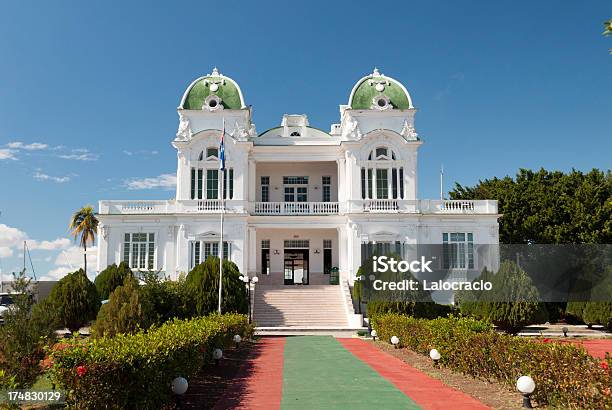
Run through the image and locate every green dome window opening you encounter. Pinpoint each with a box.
[349,69,413,110]
[181,68,245,110]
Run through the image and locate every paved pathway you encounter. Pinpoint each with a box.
[214,338,285,409]
[216,336,489,409]
[339,339,490,410]
[566,339,612,359]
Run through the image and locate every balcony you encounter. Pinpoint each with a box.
[98,199,229,215]
[98,199,497,216]
[253,202,339,215]
[361,199,496,214]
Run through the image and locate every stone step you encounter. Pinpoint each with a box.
[253,285,350,328]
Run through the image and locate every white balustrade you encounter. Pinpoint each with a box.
[253,202,339,215]
[99,199,496,215]
[363,199,399,212]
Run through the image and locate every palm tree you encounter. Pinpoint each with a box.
[69,205,98,273]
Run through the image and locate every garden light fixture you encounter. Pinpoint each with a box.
[213,348,223,365]
[429,348,441,367]
[233,334,242,346]
[371,329,377,341]
[391,335,400,348]
[171,376,188,408]
[516,375,535,408]
[562,326,568,337]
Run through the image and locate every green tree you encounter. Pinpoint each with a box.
[450,168,612,244]
[604,19,612,54]
[68,205,98,273]
[94,262,133,300]
[184,257,247,316]
[48,269,100,333]
[0,271,57,387]
[459,261,548,334]
[92,276,153,337]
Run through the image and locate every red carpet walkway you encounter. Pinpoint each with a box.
[216,337,490,409]
[213,338,285,409]
[567,339,612,359]
[339,338,490,410]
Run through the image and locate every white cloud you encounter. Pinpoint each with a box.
[33,172,71,183]
[0,149,18,160]
[58,148,99,161]
[122,149,158,156]
[7,141,49,150]
[0,224,28,257]
[0,223,71,257]
[125,173,176,190]
[42,245,98,280]
[30,238,72,251]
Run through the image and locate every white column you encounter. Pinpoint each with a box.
[363,167,367,200]
[336,158,345,203]
[410,151,418,200]
[164,226,175,277]
[387,168,392,199]
[248,160,256,202]
[96,225,108,273]
[247,226,257,275]
[176,150,191,200]
[372,167,377,199]
[395,167,400,199]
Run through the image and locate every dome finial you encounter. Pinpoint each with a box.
[211,66,221,76]
[372,67,381,77]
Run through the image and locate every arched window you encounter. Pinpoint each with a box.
[361,146,403,201]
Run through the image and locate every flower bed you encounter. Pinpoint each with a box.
[371,314,611,408]
[49,313,252,409]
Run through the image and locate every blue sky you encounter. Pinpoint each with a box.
[0,1,611,279]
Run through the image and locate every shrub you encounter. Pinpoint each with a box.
[582,302,612,330]
[94,262,133,300]
[49,313,252,408]
[371,313,611,408]
[139,271,189,324]
[0,272,57,387]
[568,268,612,330]
[184,257,248,316]
[565,301,587,323]
[47,269,100,332]
[458,261,548,333]
[92,276,154,338]
[366,300,452,319]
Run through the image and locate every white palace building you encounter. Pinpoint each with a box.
[97,68,500,330]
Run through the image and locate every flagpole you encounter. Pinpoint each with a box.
[218,118,226,314]
[440,164,444,201]
[218,169,224,313]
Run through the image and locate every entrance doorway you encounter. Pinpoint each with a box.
[284,249,309,285]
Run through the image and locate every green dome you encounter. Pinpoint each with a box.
[180,68,246,110]
[349,69,413,110]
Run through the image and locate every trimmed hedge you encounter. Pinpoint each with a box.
[49,313,252,409]
[371,314,611,408]
[366,300,452,319]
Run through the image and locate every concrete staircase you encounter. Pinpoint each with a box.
[253,285,363,336]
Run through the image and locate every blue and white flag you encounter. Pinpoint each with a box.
[219,119,226,171]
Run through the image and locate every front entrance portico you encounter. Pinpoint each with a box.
[248,226,340,285]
